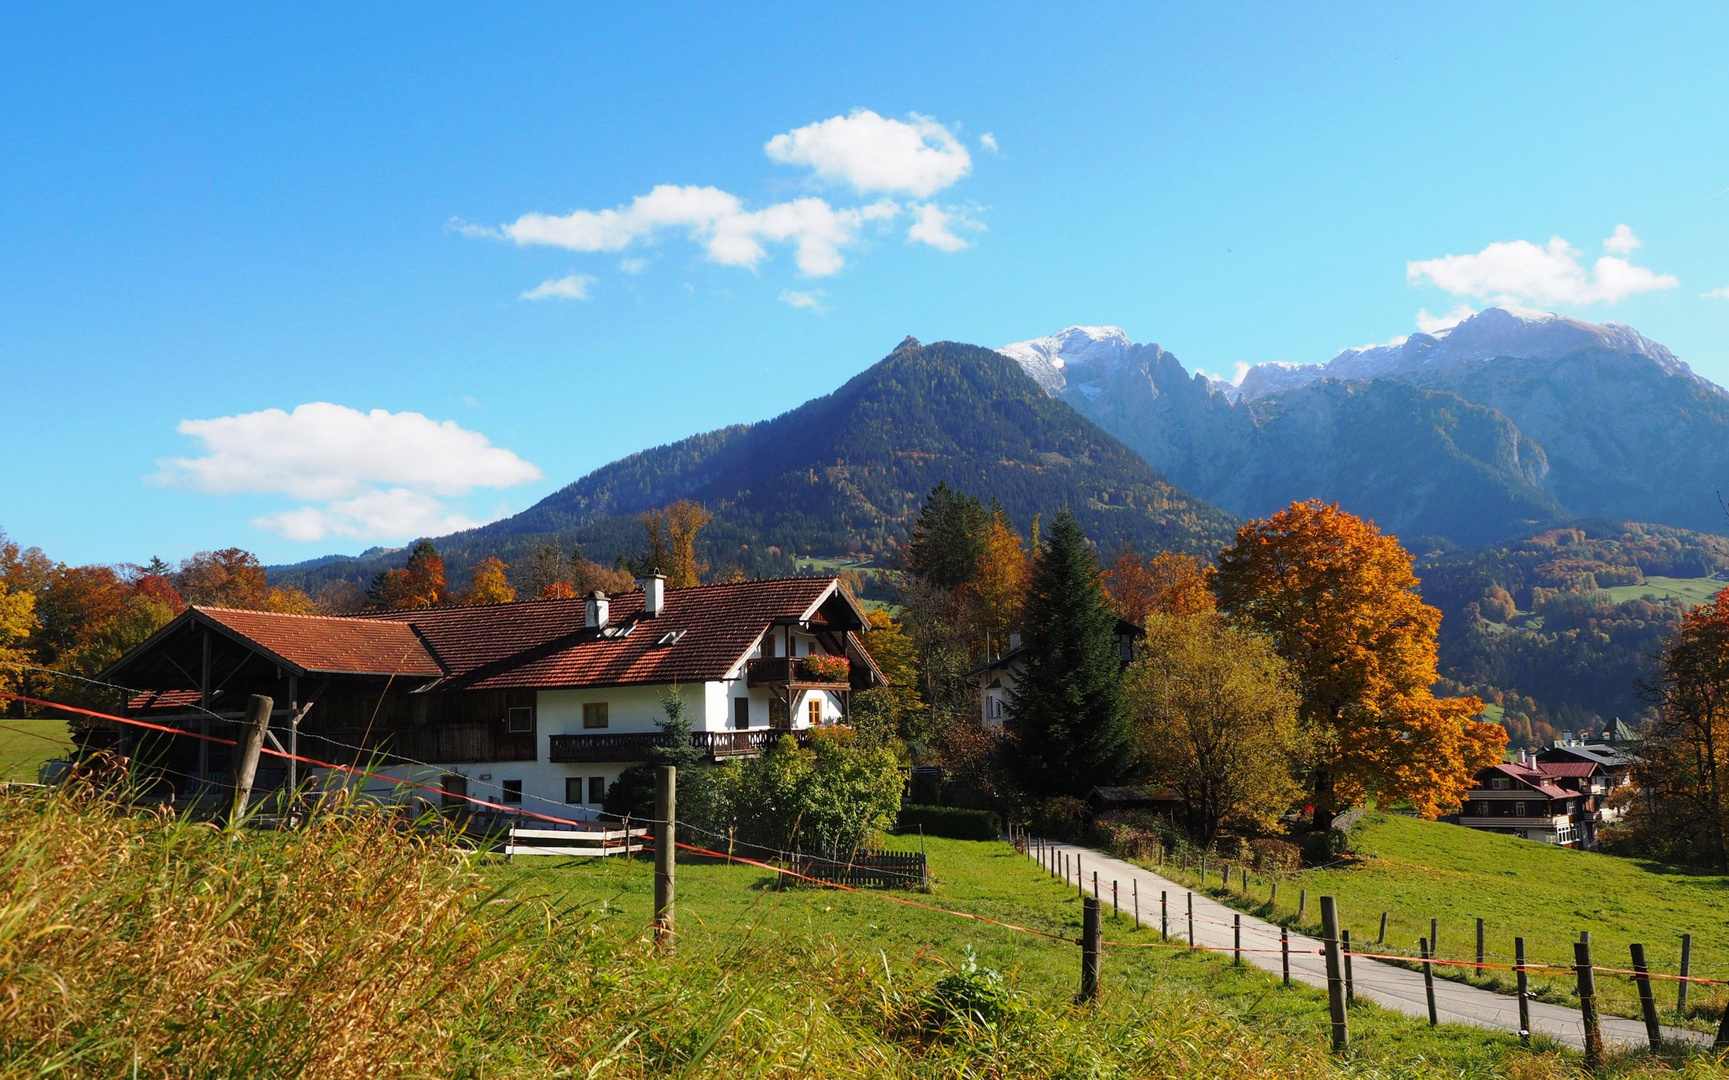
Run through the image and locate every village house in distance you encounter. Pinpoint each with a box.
[1456,727,1640,850]
[100,574,883,822]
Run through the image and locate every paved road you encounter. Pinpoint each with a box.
[1039,841,1707,1051]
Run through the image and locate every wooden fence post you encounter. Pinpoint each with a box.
[1270,881,1278,909]
[654,766,676,950]
[1679,933,1693,1016]
[1187,891,1194,947]
[1575,939,1602,1070]
[1233,913,1241,965]
[1431,917,1439,957]
[229,694,273,826]
[1378,911,1388,945]
[1420,937,1437,1026]
[1630,943,1662,1050]
[1281,925,1290,985]
[1093,869,1099,900]
[1515,936,1531,1044]
[1341,929,1354,1004]
[1160,889,1168,940]
[1320,896,1349,1051]
[1298,889,1306,923]
[1476,917,1485,970]
[1079,896,1102,1002]
[1715,999,1729,1050]
[1112,879,1119,920]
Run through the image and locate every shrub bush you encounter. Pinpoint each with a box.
[1027,795,1088,840]
[1248,838,1301,873]
[898,804,1000,841]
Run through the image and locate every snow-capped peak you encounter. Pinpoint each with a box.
[998,326,1137,394]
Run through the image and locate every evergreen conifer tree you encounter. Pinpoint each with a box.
[1007,509,1133,798]
[906,483,990,590]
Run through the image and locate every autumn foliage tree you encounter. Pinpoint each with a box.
[175,549,268,609]
[1104,544,1215,625]
[1213,500,1504,824]
[641,500,711,587]
[1127,612,1303,845]
[368,541,446,610]
[459,557,516,606]
[1630,591,1729,868]
[968,506,1028,653]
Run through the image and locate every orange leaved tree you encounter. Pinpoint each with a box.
[1105,544,1215,626]
[1213,500,1503,825]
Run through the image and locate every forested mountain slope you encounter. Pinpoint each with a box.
[274,337,1236,592]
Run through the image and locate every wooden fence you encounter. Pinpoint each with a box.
[789,849,928,889]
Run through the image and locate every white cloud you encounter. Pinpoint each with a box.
[1705,285,1729,299]
[1603,223,1641,256]
[907,203,979,252]
[158,403,543,542]
[1415,304,1477,334]
[520,274,596,301]
[498,185,900,277]
[764,110,970,197]
[979,133,998,154]
[1406,227,1678,306]
[472,109,982,289]
[778,288,828,312]
[253,489,484,542]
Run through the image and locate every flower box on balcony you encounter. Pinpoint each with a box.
[797,654,850,682]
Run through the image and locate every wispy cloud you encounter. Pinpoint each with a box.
[1415,304,1477,334]
[1408,225,1677,307]
[156,403,541,542]
[978,133,999,154]
[520,274,597,301]
[778,288,828,313]
[467,110,981,289]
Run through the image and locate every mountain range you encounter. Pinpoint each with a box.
[999,309,1729,549]
[275,337,1236,592]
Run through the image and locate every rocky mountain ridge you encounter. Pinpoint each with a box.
[1000,309,1729,546]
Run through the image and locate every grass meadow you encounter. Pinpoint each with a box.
[1153,813,1729,1029]
[5,786,1728,1079]
[0,719,70,782]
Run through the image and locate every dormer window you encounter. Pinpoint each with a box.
[1491,777,1509,790]
[655,629,686,646]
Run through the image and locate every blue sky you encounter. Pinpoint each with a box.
[4,2,1728,567]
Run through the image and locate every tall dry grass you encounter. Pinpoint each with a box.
[4,785,1727,1079]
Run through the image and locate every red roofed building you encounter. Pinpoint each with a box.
[100,574,882,822]
[1459,758,1593,848]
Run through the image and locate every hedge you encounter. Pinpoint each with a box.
[897,804,1001,842]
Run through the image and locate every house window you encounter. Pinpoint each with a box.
[807,698,823,726]
[588,776,606,804]
[501,779,523,804]
[583,702,609,729]
[1514,801,1527,817]
[734,696,751,729]
[1491,777,1509,790]
[507,706,534,733]
[441,774,468,807]
[1476,800,1490,816]
[565,777,584,804]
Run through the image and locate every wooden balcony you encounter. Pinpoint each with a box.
[745,656,850,689]
[547,728,817,763]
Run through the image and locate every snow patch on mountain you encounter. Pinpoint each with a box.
[1002,308,1704,403]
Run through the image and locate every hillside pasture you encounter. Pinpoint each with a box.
[1600,575,1726,608]
[0,719,71,782]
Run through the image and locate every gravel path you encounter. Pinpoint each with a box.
[1039,841,1708,1051]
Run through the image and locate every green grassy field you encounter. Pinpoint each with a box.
[0,719,71,781]
[1600,575,1726,607]
[1155,813,1729,1028]
[485,834,1662,1077]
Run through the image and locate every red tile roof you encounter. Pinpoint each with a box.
[1487,763,1573,800]
[361,577,863,691]
[1533,761,1600,778]
[195,606,445,677]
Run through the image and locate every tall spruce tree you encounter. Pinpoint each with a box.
[1007,509,1133,799]
[906,483,990,590]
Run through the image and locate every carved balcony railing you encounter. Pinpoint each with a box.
[745,655,851,688]
[547,728,818,763]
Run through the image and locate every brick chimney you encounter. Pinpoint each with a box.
[643,571,666,617]
[585,591,610,629]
